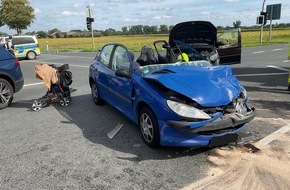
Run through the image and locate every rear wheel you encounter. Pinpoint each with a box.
[26,51,36,60]
[91,82,103,105]
[0,79,14,110]
[139,107,160,148]
[60,97,70,107]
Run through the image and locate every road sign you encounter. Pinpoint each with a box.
[266,4,281,20]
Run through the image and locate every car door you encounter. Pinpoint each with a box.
[217,28,241,64]
[95,44,115,104]
[108,45,134,116]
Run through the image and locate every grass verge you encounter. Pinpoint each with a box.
[38,29,290,58]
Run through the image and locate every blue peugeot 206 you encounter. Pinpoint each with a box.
[89,21,256,148]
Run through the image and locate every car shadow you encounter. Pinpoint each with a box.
[10,94,210,161]
[59,94,212,161]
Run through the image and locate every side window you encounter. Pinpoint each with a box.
[99,44,114,67]
[217,28,241,48]
[11,37,35,45]
[111,46,131,73]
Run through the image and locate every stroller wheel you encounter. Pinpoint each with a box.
[32,100,42,111]
[60,97,70,107]
[40,96,50,107]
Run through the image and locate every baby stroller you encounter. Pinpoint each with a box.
[32,63,73,111]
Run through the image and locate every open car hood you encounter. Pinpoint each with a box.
[169,21,217,48]
[142,65,242,107]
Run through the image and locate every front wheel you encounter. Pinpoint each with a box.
[32,100,42,111]
[139,107,160,148]
[0,78,14,110]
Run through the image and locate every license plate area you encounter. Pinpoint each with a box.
[209,134,239,147]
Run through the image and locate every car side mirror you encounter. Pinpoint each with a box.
[115,69,130,79]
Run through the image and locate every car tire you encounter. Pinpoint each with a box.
[26,51,36,60]
[288,83,290,91]
[0,78,14,110]
[139,107,160,148]
[91,82,103,105]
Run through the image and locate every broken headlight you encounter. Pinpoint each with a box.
[226,87,248,114]
[166,100,211,120]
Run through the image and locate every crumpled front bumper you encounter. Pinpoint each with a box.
[166,107,256,134]
[159,107,255,147]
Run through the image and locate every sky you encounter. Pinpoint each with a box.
[1,0,289,34]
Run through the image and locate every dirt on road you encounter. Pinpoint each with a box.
[181,119,290,190]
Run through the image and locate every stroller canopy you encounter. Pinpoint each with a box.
[35,63,58,90]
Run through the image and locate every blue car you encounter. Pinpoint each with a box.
[89,41,255,148]
[0,46,24,109]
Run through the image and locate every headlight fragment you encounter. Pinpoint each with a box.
[167,100,211,120]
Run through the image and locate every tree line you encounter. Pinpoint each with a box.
[19,22,290,39]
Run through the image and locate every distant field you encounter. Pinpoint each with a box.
[38,29,290,57]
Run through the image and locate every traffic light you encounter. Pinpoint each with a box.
[87,23,91,31]
[86,17,94,31]
[260,11,268,25]
[257,15,263,25]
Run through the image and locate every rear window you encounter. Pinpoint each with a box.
[10,37,36,45]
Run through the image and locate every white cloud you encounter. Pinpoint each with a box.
[153,15,172,20]
[201,11,210,15]
[34,8,41,14]
[108,0,138,3]
[151,7,171,11]
[61,11,85,16]
[223,0,239,2]
[125,18,141,22]
[143,0,166,2]
[73,3,82,8]
[2,0,289,34]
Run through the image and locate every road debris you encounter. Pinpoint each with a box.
[107,122,124,139]
[243,143,261,153]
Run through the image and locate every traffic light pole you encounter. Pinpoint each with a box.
[260,19,264,45]
[87,5,95,50]
[260,0,266,45]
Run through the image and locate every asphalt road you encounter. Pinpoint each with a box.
[0,44,289,190]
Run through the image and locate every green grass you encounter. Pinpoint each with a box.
[241,29,290,58]
[38,29,290,58]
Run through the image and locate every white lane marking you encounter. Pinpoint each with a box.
[24,82,44,87]
[255,123,290,147]
[252,51,264,54]
[236,72,287,77]
[272,48,283,51]
[267,65,289,72]
[283,60,290,63]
